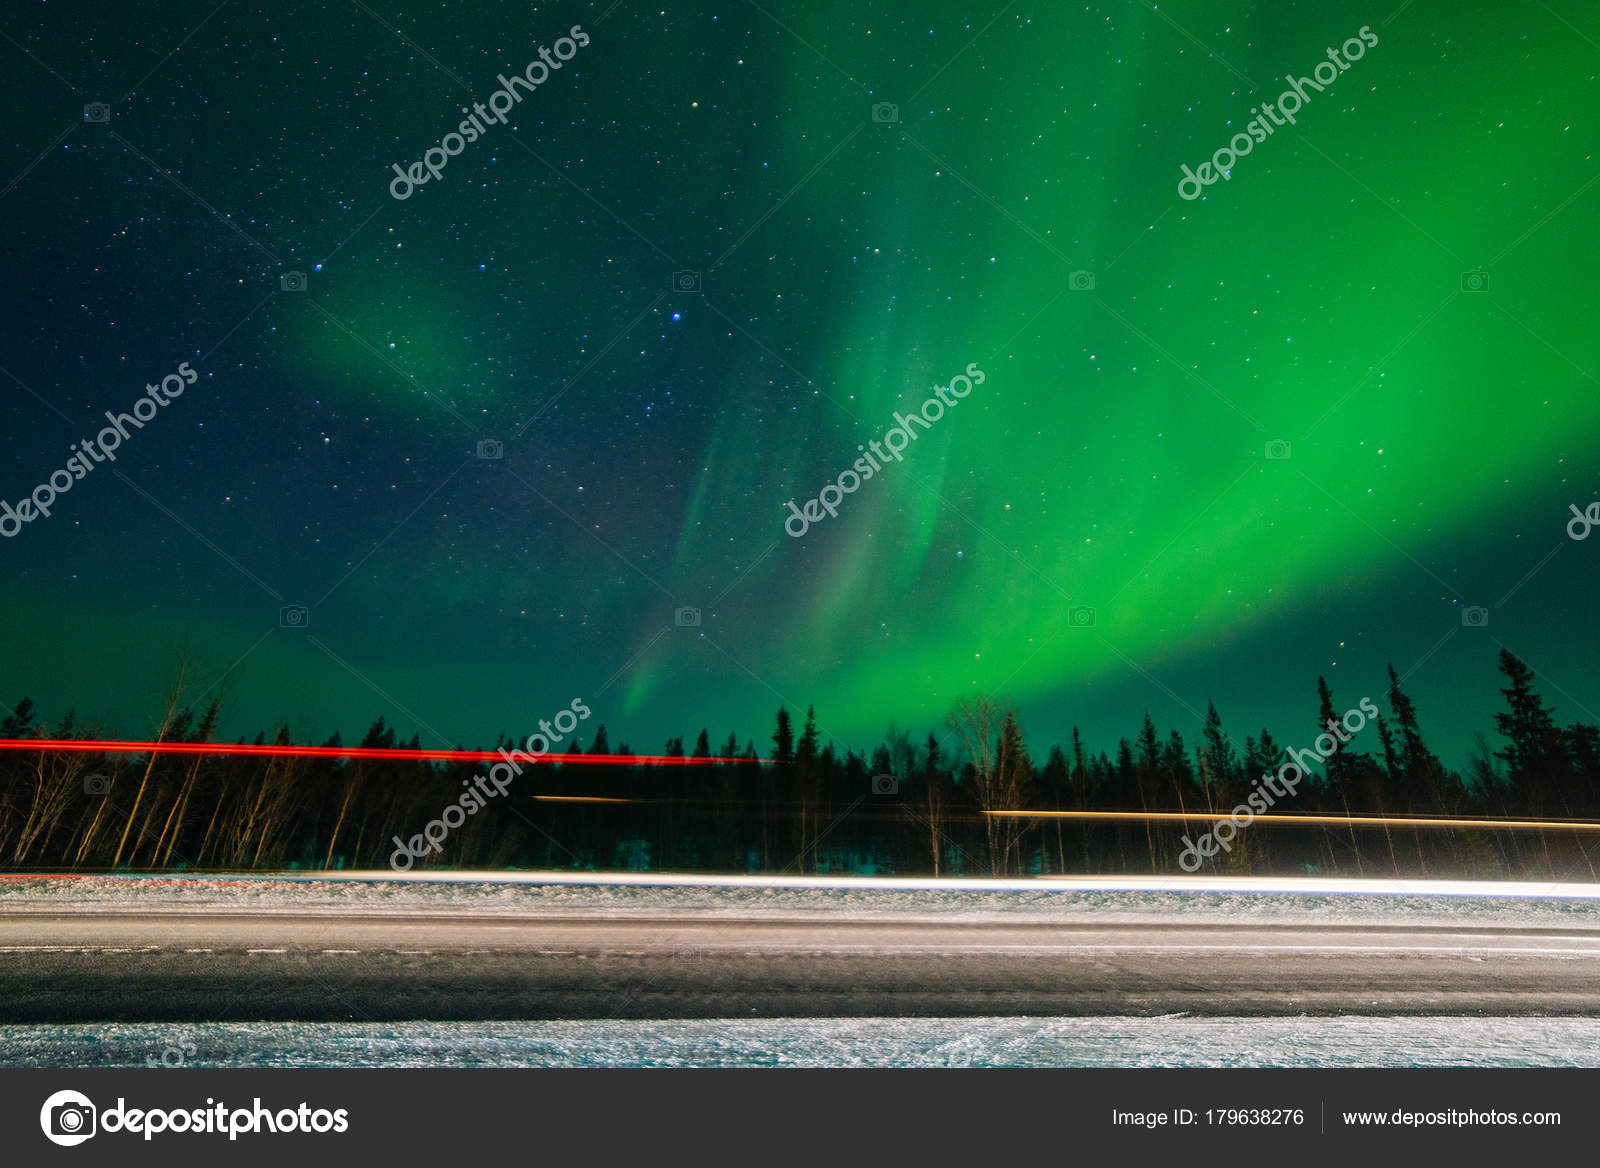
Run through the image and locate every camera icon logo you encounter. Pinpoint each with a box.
[40,1090,97,1146]
[83,103,111,124]
[476,438,504,460]
[1069,605,1097,628]
[871,774,898,796]
[1068,270,1096,291]
[1265,439,1292,460]
[83,773,110,796]
[1462,606,1489,627]
[672,269,702,292]
[675,606,701,627]
[674,946,702,962]
[871,102,899,124]
[279,604,309,628]
[280,270,308,292]
[1461,270,1490,292]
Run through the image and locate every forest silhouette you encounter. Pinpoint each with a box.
[3,648,1597,878]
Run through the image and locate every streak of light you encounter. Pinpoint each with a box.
[0,738,748,766]
[7,869,1600,898]
[529,795,633,803]
[981,809,1600,831]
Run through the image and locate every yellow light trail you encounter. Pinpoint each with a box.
[529,795,634,804]
[981,809,1600,832]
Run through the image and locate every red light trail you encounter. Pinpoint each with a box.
[0,739,752,766]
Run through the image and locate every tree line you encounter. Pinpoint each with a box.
[2,648,1598,878]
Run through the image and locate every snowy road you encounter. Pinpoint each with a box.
[6,873,1600,1021]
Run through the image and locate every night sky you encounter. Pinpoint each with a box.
[2,0,1598,767]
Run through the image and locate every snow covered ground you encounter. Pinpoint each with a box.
[4,1016,1599,1068]
[5,870,1600,928]
[7,872,1600,1067]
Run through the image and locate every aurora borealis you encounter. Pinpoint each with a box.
[2,0,1598,766]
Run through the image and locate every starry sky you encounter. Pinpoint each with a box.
[2,0,1598,766]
